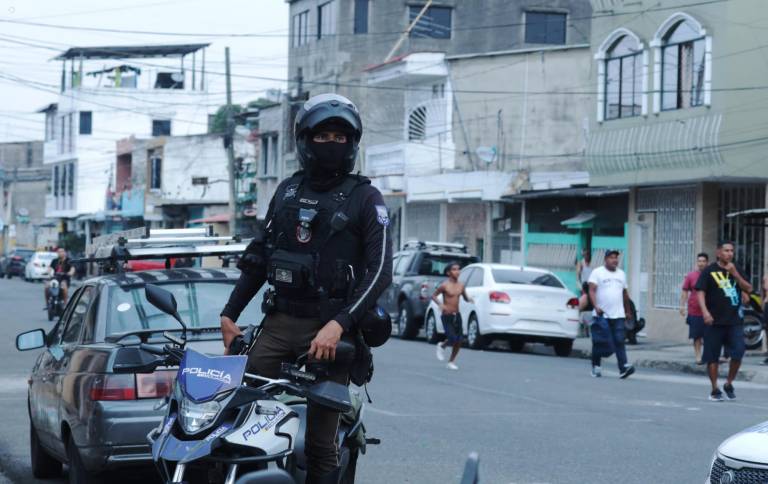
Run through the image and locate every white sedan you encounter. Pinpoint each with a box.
[24,251,57,281]
[706,420,768,483]
[424,263,580,356]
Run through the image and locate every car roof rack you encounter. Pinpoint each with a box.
[401,240,468,253]
[78,226,249,272]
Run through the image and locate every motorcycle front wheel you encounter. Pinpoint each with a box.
[744,309,764,350]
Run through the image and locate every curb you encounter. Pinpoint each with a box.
[571,346,767,383]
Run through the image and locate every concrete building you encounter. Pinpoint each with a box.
[586,0,768,341]
[0,141,57,251]
[113,133,255,234]
[41,44,213,241]
[285,0,594,259]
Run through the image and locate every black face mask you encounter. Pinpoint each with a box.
[307,139,350,176]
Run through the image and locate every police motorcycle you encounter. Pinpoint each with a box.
[114,283,373,484]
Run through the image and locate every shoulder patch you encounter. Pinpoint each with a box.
[375,205,389,226]
[283,184,299,200]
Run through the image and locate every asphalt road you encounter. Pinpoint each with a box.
[0,277,766,483]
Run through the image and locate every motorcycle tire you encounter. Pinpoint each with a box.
[47,305,55,322]
[744,309,764,350]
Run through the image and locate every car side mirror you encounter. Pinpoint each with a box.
[145,284,178,316]
[16,329,46,351]
[306,381,352,413]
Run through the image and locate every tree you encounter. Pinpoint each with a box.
[209,104,243,134]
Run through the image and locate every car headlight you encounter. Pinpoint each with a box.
[179,398,220,434]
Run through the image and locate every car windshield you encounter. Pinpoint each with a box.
[106,281,264,337]
[417,254,477,276]
[15,249,35,259]
[37,253,57,260]
[491,269,564,288]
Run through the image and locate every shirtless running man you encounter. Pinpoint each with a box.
[432,262,474,370]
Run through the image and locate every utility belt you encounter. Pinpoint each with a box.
[267,293,346,322]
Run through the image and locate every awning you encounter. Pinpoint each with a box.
[505,186,629,200]
[561,211,596,228]
[189,213,230,224]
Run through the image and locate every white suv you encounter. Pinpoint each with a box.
[706,421,768,483]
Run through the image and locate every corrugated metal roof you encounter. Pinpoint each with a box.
[54,43,209,60]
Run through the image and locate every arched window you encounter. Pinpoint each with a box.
[605,35,642,120]
[661,18,705,110]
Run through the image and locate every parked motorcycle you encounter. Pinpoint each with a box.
[45,274,66,321]
[743,292,765,351]
[114,284,373,484]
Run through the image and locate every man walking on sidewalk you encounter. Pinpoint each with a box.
[681,253,709,364]
[696,241,753,401]
[588,250,635,379]
[432,262,474,370]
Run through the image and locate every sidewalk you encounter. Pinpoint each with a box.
[570,337,768,383]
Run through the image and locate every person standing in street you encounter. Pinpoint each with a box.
[680,253,709,364]
[696,241,753,401]
[588,250,635,379]
[432,262,474,370]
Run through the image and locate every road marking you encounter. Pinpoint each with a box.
[367,407,597,418]
[0,376,29,393]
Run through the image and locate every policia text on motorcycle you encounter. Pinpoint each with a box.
[219,94,393,484]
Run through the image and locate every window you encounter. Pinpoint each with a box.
[191,176,208,185]
[53,166,59,197]
[67,162,74,196]
[79,111,92,135]
[155,72,184,89]
[661,19,705,111]
[432,83,445,99]
[354,0,369,34]
[525,11,566,45]
[417,254,476,276]
[292,10,310,47]
[149,149,162,190]
[318,1,337,40]
[604,36,642,120]
[408,105,428,141]
[458,268,473,285]
[62,286,96,344]
[409,6,452,39]
[394,255,411,276]
[261,134,279,176]
[152,119,171,136]
[467,268,484,287]
[491,269,564,288]
[45,112,56,141]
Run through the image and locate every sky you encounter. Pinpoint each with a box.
[0,0,289,142]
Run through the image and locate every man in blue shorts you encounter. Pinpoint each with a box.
[696,241,753,401]
[680,253,709,364]
[432,262,474,370]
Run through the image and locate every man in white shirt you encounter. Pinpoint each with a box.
[588,249,635,379]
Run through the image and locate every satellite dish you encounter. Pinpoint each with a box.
[171,73,184,83]
[16,208,29,217]
[475,146,497,164]
[242,208,258,218]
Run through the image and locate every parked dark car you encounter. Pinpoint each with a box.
[378,241,478,339]
[16,268,264,483]
[0,247,35,278]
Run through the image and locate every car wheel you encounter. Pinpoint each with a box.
[30,422,62,478]
[67,434,102,484]
[397,301,418,340]
[467,314,488,350]
[425,312,441,344]
[508,339,525,352]
[553,339,574,357]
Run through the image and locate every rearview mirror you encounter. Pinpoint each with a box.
[16,329,46,351]
[145,284,178,316]
[306,381,352,413]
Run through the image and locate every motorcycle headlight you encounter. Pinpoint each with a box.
[179,398,220,434]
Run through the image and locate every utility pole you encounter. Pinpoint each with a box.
[224,47,237,236]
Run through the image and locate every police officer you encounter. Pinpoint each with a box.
[219,93,392,483]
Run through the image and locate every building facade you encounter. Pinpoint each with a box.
[586,0,768,340]
[42,44,213,242]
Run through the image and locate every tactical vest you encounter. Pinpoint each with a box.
[266,174,370,304]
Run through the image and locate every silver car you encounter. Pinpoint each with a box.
[16,268,264,483]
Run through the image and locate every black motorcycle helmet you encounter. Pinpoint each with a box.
[294,93,363,175]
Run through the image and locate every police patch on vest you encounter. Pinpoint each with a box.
[296,224,312,243]
[283,184,299,200]
[375,205,389,226]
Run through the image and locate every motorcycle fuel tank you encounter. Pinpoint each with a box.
[178,349,247,403]
[225,400,299,457]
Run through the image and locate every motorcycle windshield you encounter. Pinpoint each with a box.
[178,349,247,403]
